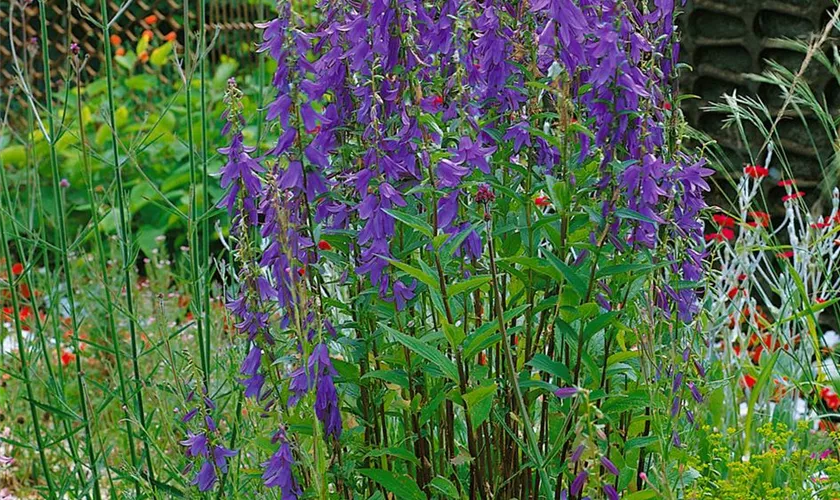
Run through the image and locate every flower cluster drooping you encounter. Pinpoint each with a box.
[179,391,237,492]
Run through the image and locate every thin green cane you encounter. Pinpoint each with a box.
[74,59,142,494]
[184,0,211,387]
[96,0,156,489]
[36,3,102,497]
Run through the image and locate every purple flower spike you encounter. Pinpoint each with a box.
[571,444,585,463]
[604,484,619,500]
[192,460,217,492]
[600,456,620,476]
[213,445,238,473]
[180,432,209,458]
[688,382,703,403]
[262,431,302,499]
[571,470,588,496]
[554,386,578,399]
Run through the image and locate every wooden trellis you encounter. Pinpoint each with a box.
[0,0,265,112]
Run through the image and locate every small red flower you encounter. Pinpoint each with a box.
[297,268,305,277]
[11,263,23,275]
[61,350,75,367]
[737,274,747,281]
[705,233,724,242]
[742,374,757,389]
[663,102,672,111]
[782,191,805,202]
[721,228,735,240]
[432,95,444,107]
[713,214,735,228]
[534,195,551,207]
[727,287,740,299]
[777,250,794,259]
[318,240,333,251]
[144,14,158,24]
[817,297,827,304]
[478,352,487,366]
[778,179,795,187]
[744,165,769,178]
[307,125,322,134]
[812,221,831,229]
[823,387,840,411]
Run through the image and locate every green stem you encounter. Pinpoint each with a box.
[0,164,55,500]
[37,4,102,497]
[183,0,211,389]
[97,0,155,488]
[75,60,141,492]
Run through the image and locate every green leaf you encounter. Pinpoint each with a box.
[615,208,657,225]
[364,447,421,466]
[361,370,409,388]
[358,469,425,500]
[384,258,439,290]
[544,252,588,296]
[743,351,780,455]
[527,354,572,384]
[429,476,461,498]
[383,325,460,382]
[448,276,491,296]
[462,383,497,427]
[383,208,433,238]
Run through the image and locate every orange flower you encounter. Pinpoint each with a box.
[142,29,154,40]
[144,14,158,24]
[110,34,122,45]
[164,31,177,42]
[478,352,487,366]
[138,51,149,63]
[115,47,126,56]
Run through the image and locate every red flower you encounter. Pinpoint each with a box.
[817,297,827,304]
[823,387,840,411]
[778,179,795,187]
[705,233,724,242]
[61,350,75,367]
[744,165,769,178]
[782,191,805,202]
[297,268,305,277]
[534,195,551,207]
[742,374,757,389]
[663,102,672,111]
[432,95,444,107]
[777,250,794,259]
[713,214,735,228]
[318,240,333,251]
[11,263,23,275]
[738,274,747,281]
[722,228,735,240]
[812,221,831,229]
[727,287,740,299]
[478,352,487,366]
